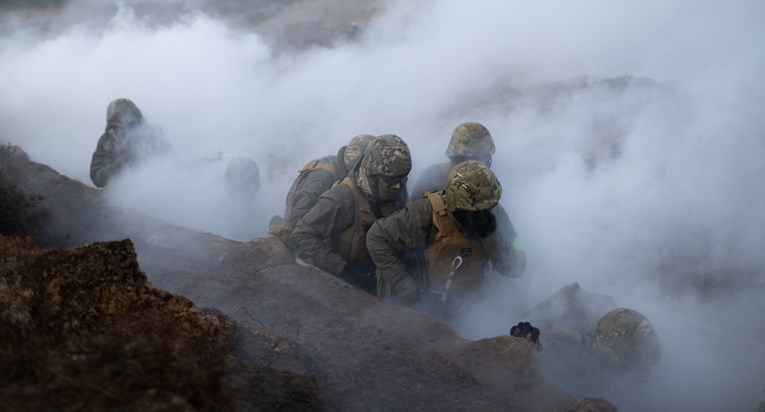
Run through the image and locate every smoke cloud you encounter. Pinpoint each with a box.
[1,0,764,410]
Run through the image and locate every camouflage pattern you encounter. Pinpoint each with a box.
[106,98,143,129]
[591,308,661,370]
[520,285,660,394]
[278,134,392,236]
[445,122,496,158]
[90,98,171,188]
[445,160,502,211]
[289,175,396,292]
[282,155,339,230]
[361,134,412,177]
[343,134,375,171]
[224,157,261,196]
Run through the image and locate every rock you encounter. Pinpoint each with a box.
[557,397,618,412]
[0,145,617,411]
[0,235,325,412]
[219,235,296,273]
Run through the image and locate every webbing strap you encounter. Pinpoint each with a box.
[425,191,448,217]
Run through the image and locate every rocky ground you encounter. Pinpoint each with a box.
[0,146,617,411]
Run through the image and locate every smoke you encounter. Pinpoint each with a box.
[1,0,764,410]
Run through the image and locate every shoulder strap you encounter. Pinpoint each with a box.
[424,191,447,244]
[340,176,370,213]
[425,191,448,217]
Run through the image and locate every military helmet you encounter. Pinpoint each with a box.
[106,98,143,129]
[445,160,502,211]
[343,134,375,171]
[445,122,496,158]
[224,156,261,195]
[591,308,661,370]
[360,134,412,178]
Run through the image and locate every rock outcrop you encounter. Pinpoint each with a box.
[1,146,616,411]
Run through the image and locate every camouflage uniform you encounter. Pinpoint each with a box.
[224,156,261,200]
[289,135,412,294]
[522,283,661,394]
[284,134,375,230]
[368,161,525,316]
[89,98,171,188]
[410,122,495,197]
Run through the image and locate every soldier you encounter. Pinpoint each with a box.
[224,156,261,200]
[284,134,375,230]
[89,98,171,188]
[520,282,661,394]
[367,160,526,317]
[289,134,412,294]
[410,122,495,197]
[268,134,375,243]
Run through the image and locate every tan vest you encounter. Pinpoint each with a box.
[424,192,488,297]
[329,176,395,269]
[284,158,338,221]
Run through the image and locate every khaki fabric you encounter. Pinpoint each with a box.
[367,198,433,296]
[284,146,350,229]
[423,192,488,297]
[367,195,524,299]
[284,156,339,229]
[290,176,395,277]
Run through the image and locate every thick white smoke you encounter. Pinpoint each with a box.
[1,0,764,410]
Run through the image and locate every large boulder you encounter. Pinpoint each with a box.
[0,145,617,411]
[0,235,324,411]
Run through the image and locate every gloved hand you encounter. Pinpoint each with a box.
[510,321,542,351]
[452,209,497,237]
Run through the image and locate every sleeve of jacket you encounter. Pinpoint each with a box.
[90,131,127,188]
[289,185,356,275]
[481,203,526,278]
[366,198,432,295]
[287,169,336,229]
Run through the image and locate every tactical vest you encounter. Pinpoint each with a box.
[329,176,395,270]
[284,157,339,221]
[423,191,488,297]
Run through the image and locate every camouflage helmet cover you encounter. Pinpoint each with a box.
[106,98,144,130]
[445,160,502,211]
[445,122,496,158]
[224,156,261,193]
[591,308,661,370]
[360,134,412,177]
[343,134,375,171]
